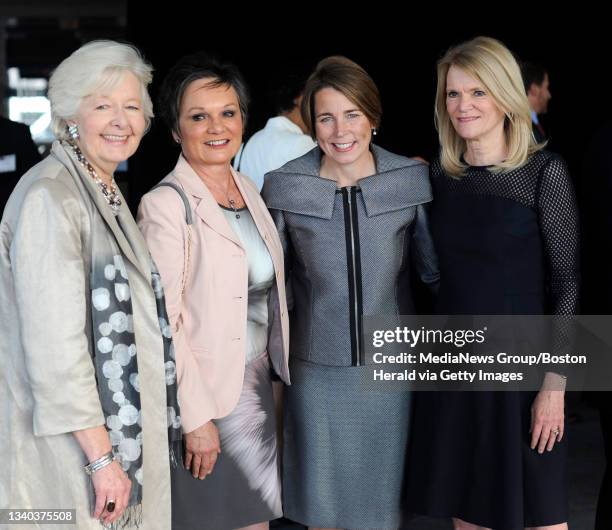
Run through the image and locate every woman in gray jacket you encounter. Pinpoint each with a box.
[262,56,438,530]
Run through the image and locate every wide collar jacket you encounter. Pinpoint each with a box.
[262,144,439,367]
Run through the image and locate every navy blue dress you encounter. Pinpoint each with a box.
[406,151,580,530]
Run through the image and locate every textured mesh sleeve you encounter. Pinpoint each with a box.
[537,156,580,382]
[536,155,581,315]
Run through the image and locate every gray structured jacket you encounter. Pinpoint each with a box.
[262,144,439,367]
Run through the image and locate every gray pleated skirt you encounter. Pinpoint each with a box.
[282,358,412,530]
[171,352,282,530]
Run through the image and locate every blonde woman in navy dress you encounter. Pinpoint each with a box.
[406,37,578,530]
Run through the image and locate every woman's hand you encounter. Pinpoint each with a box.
[73,425,131,524]
[530,389,565,453]
[91,460,132,526]
[184,420,221,479]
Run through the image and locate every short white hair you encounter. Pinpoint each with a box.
[48,40,154,141]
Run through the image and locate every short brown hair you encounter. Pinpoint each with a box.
[158,51,250,137]
[301,56,382,139]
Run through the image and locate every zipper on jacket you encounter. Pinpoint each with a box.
[342,187,364,366]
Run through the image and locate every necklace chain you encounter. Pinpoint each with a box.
[228,197,240,219]
[65,141,122,214]
[202,172,242,219]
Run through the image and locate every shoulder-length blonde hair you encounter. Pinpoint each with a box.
[435,36,543,177]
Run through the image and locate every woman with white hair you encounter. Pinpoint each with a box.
[406,37,578,530]
[0,40,180,529]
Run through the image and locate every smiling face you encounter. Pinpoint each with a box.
[176,78,243,171]
[71,71,146,180]
[445,64,506,143]
[314,87,373,167]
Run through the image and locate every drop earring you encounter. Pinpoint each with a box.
[67,123,79,141]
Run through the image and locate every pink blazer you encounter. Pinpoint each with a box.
[137,155,290,433]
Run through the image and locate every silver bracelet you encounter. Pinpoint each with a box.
[83,451,115,475]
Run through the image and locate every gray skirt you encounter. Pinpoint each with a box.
[282,358,412,530]
[171,352,282,530]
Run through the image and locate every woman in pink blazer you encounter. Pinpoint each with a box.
[137,52,290,530]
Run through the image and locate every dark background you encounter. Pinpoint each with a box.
[121,10,611,208]
[4,5,610,207]
[2,5,611,528]
[5,5,610,312]
[121,11,612,318]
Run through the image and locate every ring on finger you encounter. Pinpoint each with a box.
[106,500,116,513]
